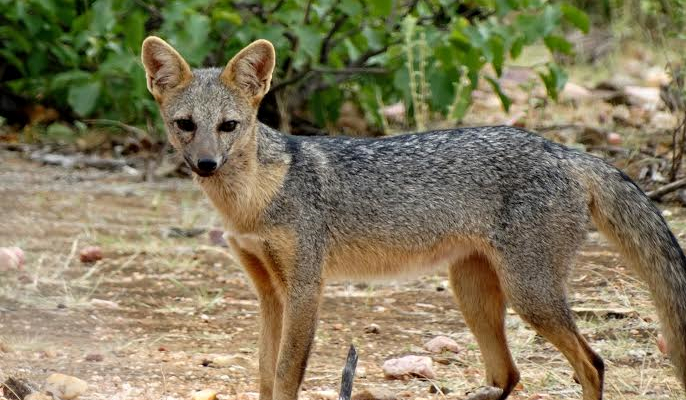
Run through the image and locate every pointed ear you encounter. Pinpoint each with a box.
[141,36,192,99]
[220,39,275,103]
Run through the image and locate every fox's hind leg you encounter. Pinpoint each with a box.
[449,253,520,399]
[499,253,604,400]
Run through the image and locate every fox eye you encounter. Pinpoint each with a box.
[175,119,196,132]
[218,120,239,133]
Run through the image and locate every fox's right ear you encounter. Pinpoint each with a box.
[141,36,192,100]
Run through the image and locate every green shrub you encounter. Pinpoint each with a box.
[0,0,588,133]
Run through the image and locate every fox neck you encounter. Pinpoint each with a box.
[195,123,288,235]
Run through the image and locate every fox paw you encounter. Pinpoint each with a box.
[463,386,504,400]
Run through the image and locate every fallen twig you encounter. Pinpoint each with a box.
[338,345,358,400]
[646,177,686,200]
[83,118,148,139]
[2,377,38,400]
[29,152,133,171]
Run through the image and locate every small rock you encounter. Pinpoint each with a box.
[0,247,24,271]
[90,298,119,309]
[643,66,670,87]
[364,323,381,334]
[561,82,591,102]
[206,354,252,368]
[464,386,504,400]
[424,336,460,353]
[308,389,338,400]
[352,388,396,400]
[624,86,662,109]
[651,111,678,131]
[382,355,435,380]
[79,246,103,263]
[381,102,406,123]
[503,111,526,127]
[428,383,452,394]
[45,373,88,400]
[191,389,217,400]
[606,132,622,145]
[38,349,57,358]
[234,393,259,400]
[84,353,104,362]
[208,229,228,247]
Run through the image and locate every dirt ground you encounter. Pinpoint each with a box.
[0,146,684,400]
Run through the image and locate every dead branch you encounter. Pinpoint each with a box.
[29,152,133,171]
[83,118,148,139]
[646,177,686,200]
[338,345,358,400]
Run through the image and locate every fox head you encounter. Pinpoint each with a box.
[141,37,275,177]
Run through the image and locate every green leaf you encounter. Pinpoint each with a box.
[51,70,92,91]
[339,0,362,16]
[33,0,57,18]
[428,68,455,113]
[487,36,505,76]
[27,51,48,75]
[46,122,75,139]
[91,0,115,34]
[450,80,472,121]
[538,63,568,101]
[212,9,242,25]
[122,10,146,51]
[293,25,321,61]
[310,87,343,126]
[485,76,511,112]
[369,0,392,17]
[510,36,524,59]
[0,49,26,75]
[68,81,101,116]
[544,35,573,55]
[541,4,562,36]
[561,3,590,33]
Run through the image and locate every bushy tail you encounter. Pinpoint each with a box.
[583,156,686,389]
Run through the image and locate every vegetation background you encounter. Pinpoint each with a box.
[0,0,604,135]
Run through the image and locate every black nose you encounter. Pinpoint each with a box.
[197,158,217,173]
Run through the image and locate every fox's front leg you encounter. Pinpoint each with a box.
[257,288,284,400]
[272,276,323,400]
[229,243,284,400]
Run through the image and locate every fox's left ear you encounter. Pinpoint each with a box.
[221,39,275,104]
